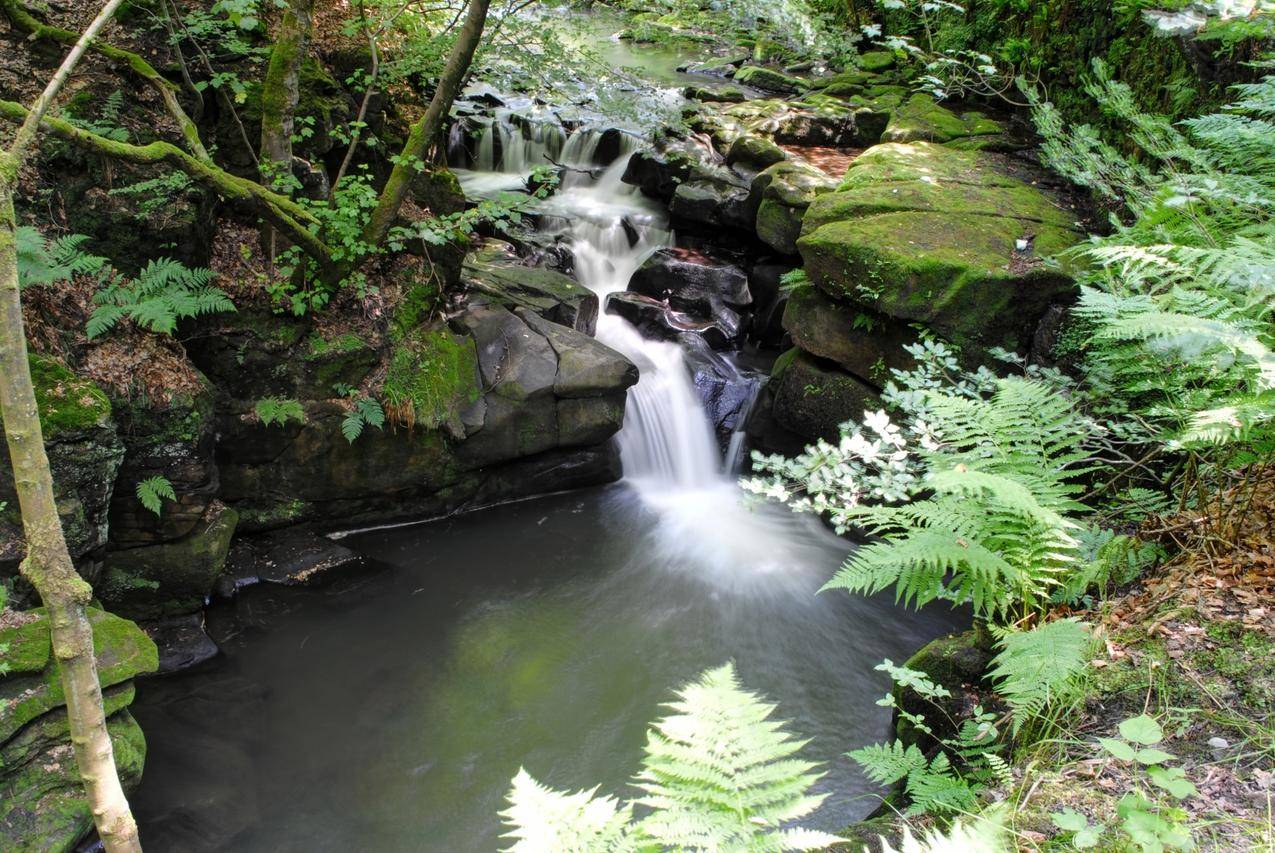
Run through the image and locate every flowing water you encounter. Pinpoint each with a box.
[129,22,965,852]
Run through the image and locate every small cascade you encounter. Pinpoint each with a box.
[451,106,773,517]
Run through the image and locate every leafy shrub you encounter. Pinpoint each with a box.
[501,663,841,851]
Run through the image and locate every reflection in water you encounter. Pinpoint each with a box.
[132,488,964,852]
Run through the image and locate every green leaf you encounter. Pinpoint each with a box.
[340,411,364,443]
[1097,737,1136,761]
[1118,715,1163,745]
[1074,826,1102,848]
[1133,747,1175,765]
[1147,765,1198,799]
[1051,808,1090,832]
[136,475,177,517]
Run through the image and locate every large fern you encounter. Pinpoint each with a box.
[1028,60,1275,450]
[501,664,842,852]
[87,258,234,338]
[824,377,1092,622]
[987,619,1091,733]
[15,226,106,288]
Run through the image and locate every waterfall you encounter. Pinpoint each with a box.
[453,112,765,510]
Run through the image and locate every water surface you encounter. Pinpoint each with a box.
[131,486,964,851]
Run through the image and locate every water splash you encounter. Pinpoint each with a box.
[451,111,843,584]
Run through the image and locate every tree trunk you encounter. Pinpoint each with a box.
[361,0,491,254]
[259,0,314,259]
[0,161,142,853]
[1,1,144,848]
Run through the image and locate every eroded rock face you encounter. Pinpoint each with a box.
[0,609,155,853]
[0,357,124,578]
[215,297,638,532]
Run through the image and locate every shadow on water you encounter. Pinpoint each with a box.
[131,486,966,852]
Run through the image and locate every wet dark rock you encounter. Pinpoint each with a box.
[669,169,755,233]
[680,54,749,76]
[98,502,239,620]
[628,247,751,309]
[621,149,695,202]
[679,335,765,441]
[142,614,220,675]
[770,349,881,442]
[462,239,597,333]
[217,527,367,594]
[606,292,737,350]
[743,385,809,458]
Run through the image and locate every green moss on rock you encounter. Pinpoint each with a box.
[798,210,1077,350]
[382,326,482,438]
[28,355,111,438]
[733,65,807,94]
[98,502,239,620]
[882,93,1005,146]
[0,609,157,740]
[0,709,145,853]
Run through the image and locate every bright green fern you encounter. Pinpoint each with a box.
[136,475,176,517]
[825,377,1092,622]
[988,619,1091,733]
[15,226,106,288]
[87,258,234,339]
[501,663,842,852]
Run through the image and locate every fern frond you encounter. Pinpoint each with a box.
[500,769,637,852]
[634,663,829,849]
[988,619,1091,732]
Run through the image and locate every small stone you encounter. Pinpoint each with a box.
[1208,736,1230,750]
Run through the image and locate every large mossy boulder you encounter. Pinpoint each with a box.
[0,609,155,852]
[781,287,918,382]
[216,301,637,531]
[796,142,1082,356]
[0,357,124,576]
[752,160,838,256]
[733,65,807,94]
[98,502,239,620]
[881,93,1008,149]
[770,349,880,442]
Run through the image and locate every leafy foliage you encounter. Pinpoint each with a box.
[136,475,176,517]
[750,347,1094,622]
[1027,61,1275,452]
[334,384,385,443]
[255,397,305,427]
[851,659,999,816]
[87,259,234,338]
[14,226,106,288]
[1052,715,1196,850]
[501,663,842,851]
[988,619,1091,732]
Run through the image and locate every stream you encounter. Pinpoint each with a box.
[129,15,966,851]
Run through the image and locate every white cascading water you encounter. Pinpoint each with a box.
[455,115,844,585]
